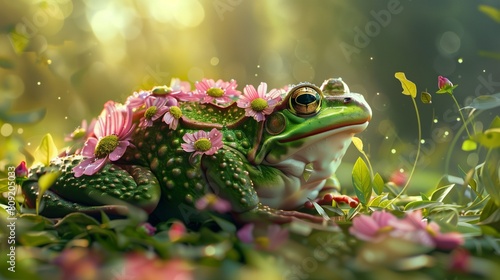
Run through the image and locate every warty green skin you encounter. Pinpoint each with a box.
[21,78,372,224]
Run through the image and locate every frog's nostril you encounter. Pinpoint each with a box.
[343,97,352,104]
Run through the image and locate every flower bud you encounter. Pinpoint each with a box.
[438,76,453,90]
[15,161,28,178]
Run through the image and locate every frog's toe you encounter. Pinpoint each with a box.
[22,156,161,218]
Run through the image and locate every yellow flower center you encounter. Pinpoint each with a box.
[144,106,157,119]
[255,236,269,249]
[152,86,172,95]
[250,97,268,112]
[377,225,394,234]
[94,135,119,158]
[71,127,87,139]
[207,87,224,97]
[169,106,182,119]
[194,138,212,152]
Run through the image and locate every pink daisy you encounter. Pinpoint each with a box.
[181,128,223,156]
[73,101,135,177]
[139,96,169,128]
[126,90,151,112]
[194,78,240,104]
[349,211,397,242]
[392,210,464,250]
[195,193,231,213]
[64,119,96,142]
[162,99,182,130]
[237,82,282,122]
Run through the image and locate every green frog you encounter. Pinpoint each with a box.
[21,77,371,225]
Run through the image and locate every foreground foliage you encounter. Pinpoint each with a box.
[1,74,500,280]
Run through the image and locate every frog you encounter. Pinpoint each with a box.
[21,77,372,225]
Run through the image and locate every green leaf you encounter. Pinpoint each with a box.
[462,93,500,110]
[36,171,61,215]
[19,231,59,246]
[352,136,364,153]
[420,91,432,104]
[372,173,384,195]
[461,139,477,151]
[430,184,455,202]
[209,214,236,233]
[473,130,500,149]
[312,201,330,220]
[480,148,500,205]
[479,4,500,23]
[352,157,372,205]
[368,193,388,207]
[404,200,443,211]
[33,133,59,166]
[394,72,417,98]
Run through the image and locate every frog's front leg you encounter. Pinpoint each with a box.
[202,148,335,225]
[200,147,260,213]
[21,156,161,218]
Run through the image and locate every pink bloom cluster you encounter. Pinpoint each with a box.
[70,77,287,176]
[349,210,464,250]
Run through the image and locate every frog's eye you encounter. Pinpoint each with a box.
[288,85,322,116]
[320,78,350,96]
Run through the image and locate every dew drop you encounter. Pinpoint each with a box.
[420,139,426,144]
[37,81,41,85]
[433,119,438,123]
[458,58,463,63]
[391,149,396,154]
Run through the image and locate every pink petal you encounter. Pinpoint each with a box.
[81,138,98,157]
[83,157,108,176]
[237,223,254,243]
[109,141,131,161]
[72,157,95,177]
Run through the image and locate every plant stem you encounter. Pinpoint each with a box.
[450,94,471,137]
[388,97,421,206]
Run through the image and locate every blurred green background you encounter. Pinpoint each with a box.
[1,0,499,191]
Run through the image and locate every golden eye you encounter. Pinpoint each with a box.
[288,84,322,116]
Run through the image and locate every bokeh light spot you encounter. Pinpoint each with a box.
[1,123,13,137]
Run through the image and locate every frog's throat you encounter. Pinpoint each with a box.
[257,123,368,209]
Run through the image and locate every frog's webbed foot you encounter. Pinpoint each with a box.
[235,203,338,230]
[21,155,161,218]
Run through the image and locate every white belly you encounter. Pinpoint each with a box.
[256,124,367,209]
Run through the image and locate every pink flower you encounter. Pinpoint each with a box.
[438,76,453,89]
[117,253,193,280]
[195,193,231,213]
[349,211,397,242]
[236,223,289,251]
[350,210,464,251]
[181,128,223,156]
[139,96,169,128]
[436,76,457,94]
[237,82,282,122]
[162,101,182,130]
[15,161,28,178]
[237,223,255,243]
[126,90,151,111]
[168,221,187,242]
[194,78,240,104]
[139,222,157,236]
[73,101,135,177]
[392,210,464,250]
[64,119,96,142]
